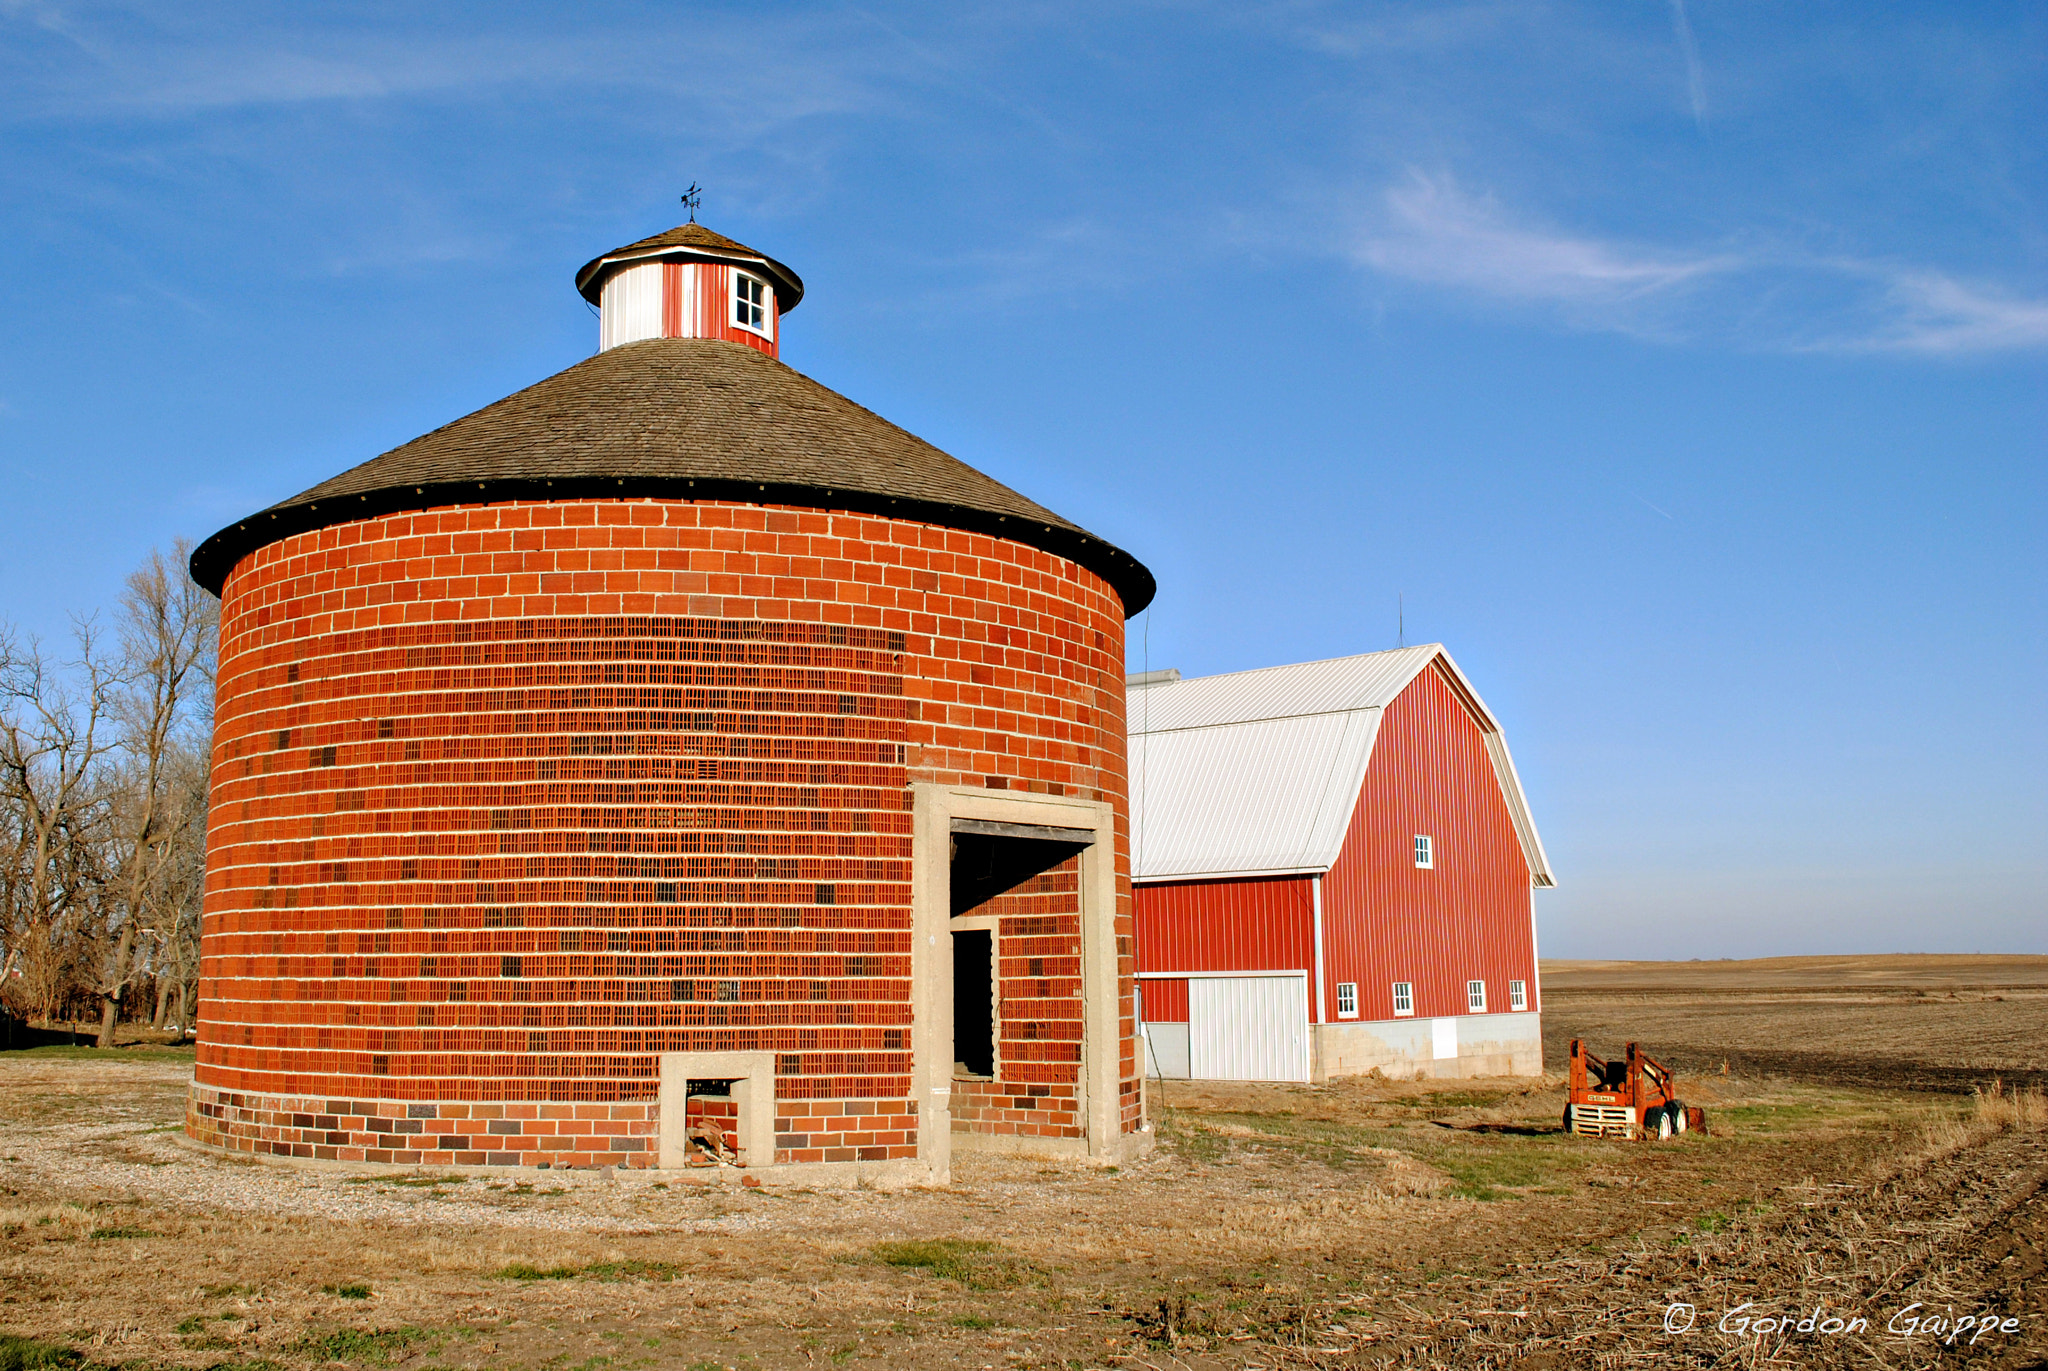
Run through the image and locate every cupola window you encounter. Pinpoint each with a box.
[733,272,771,337]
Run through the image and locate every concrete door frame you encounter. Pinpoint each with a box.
[909,783,1124,1180]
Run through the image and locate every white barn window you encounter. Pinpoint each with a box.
[733,271,771,337]
[1335,982,1358,1019]
[1466,979,1486,1012]
[1509,979,1528,1011]
[1414,834,1433,868]
[1391,982,1413,1017]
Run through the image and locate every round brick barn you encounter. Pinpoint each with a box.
[186,223,1156,1184]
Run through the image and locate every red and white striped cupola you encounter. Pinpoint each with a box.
[574,222,805,358]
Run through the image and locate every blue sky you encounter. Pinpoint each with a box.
[2,1,2041,958]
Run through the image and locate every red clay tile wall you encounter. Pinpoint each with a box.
[191,498,1138,1169]
[948,861,1086,1142]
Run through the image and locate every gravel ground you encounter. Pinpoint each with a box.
[0,1058,762,1234]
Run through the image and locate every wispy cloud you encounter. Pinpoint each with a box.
[319,226,514,278]
[1667,0,1708,132]
[0,10,890,127]
[1345,172,2048,356]
[902,217,1138,314]
[1351,172,1735,326]
[1838,271,2048,356]
[1283,2,1518,58]
[176,482,275,522]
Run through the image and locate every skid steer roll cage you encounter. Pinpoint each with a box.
[1566,1039,1682,1139]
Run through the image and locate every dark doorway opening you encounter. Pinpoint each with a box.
[953,929,994,1078]
[948,819,1094,915]
[945,818,1096,1083]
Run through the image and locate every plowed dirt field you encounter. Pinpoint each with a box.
[1543,954,2048,1094]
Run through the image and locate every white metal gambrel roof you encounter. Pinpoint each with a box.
[1127,645,1554,887]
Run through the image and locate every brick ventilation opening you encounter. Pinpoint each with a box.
[682,1081,739,1164]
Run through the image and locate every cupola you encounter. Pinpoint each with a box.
[192,222,1154,615]
[574,222,804,357]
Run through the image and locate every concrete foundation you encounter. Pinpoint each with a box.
[1314,1011,1543,1080]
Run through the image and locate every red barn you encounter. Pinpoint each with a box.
[1129,647,1552,1082]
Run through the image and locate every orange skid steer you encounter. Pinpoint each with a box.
[1565,1039,1706,1139]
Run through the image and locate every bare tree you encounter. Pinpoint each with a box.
[2,543,217,1045]
[0,621,121,1029]
[90,543,216,1046]
[142,737,209,1037]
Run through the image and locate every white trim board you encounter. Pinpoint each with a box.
[1137,969,1308,980]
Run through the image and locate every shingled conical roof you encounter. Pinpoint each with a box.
[190,337,1154,612]
[574,223,804,309]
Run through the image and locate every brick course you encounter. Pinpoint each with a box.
[192,498,1138,1169]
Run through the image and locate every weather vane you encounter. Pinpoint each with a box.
[681,183,702,223]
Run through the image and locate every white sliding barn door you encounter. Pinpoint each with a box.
[1188,975,1311,1082]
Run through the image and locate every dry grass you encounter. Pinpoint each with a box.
[1913,1081,2048,1162]
[5,978,2046,1368]
[1982,1080,2048,1128]
[5,1065,1971,1368]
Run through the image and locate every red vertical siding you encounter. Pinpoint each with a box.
[649,261,784,357]
[1321,662,1536,1023]
[662,262,684,338]
[701,263,724,343]
[1137,977,1188,1022]
[702,263,779,356]
[1133,875,1315,1019]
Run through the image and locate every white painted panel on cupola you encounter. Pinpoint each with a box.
[599,263,663,351]
[678,264,701,338]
